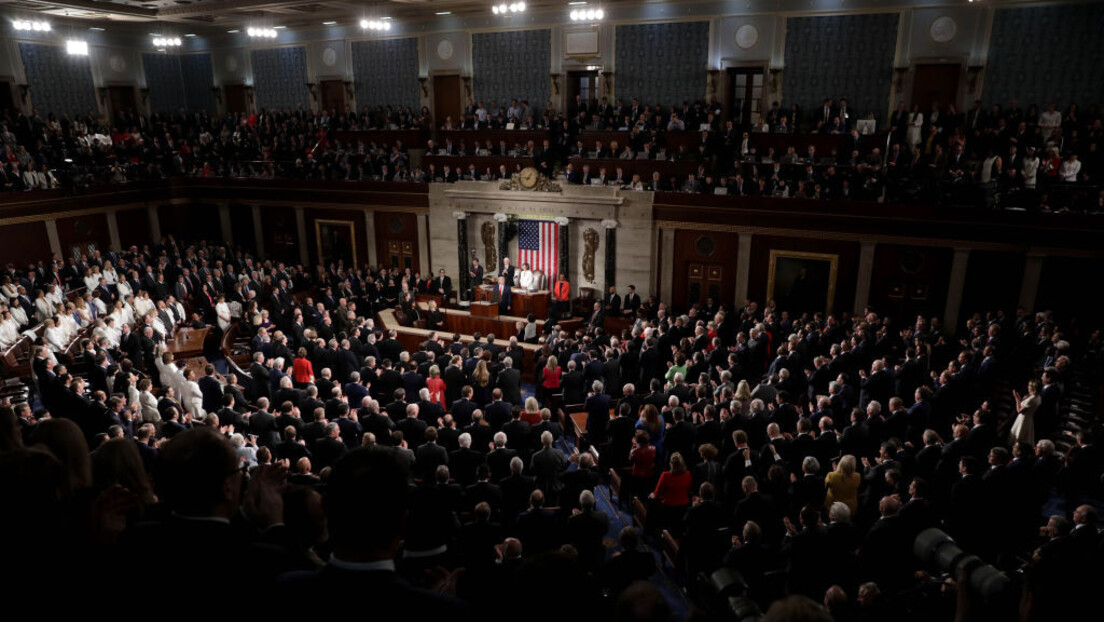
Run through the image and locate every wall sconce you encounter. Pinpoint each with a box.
[893,67,909,92]
[139,88,150,106]
[461,75,472,98]
[707,69,720,96]
[966,65,983,93]
[418,77,429,97]
[602,71,613,95]
[306,82,318,102]
[550,73,561,95]
[18,84,30,106]
[211,86,223,105]
[343,81,355,99]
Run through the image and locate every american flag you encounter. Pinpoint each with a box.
[517,219,559,281]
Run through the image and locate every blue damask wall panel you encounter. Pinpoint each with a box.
[251,47,311,112]
[983,4,1104,109]
[18,43,98,117]
[782,13,899,127]
[142,53,184,114]
[351,38,420,111]
[472,30,551,108]
[615,22,709,107]
[180,53,216,113]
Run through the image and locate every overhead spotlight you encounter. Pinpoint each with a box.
[246,27,278,38]
[14,20,52,32]
[570,6,603,21]
[360,19,392,31]
[66,40,89,56]
[152,36,182,47]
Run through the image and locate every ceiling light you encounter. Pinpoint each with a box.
[90,27,106,32]
[274,26,287,29]
[570,7,603,21]
[66,40,89,56]
[14,20,52,32]
[568,1,586,4]
[152,36,182,47]
[184,33,196,37]
[360,19,392,31]
[246,27,278,38]
[227,29,240,33]
[322,21,337,25]
[436,11,452,15]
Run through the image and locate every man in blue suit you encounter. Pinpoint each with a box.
[492,275,512,316]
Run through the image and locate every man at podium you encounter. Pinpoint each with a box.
[492,275,512,315]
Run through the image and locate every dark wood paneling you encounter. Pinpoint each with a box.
[869,245,953,321]
[259,205,298,265]
[116,207,150,249]
[304,207,367,267]
[1037,256,1103,320]
[228,204,256,253]
[0,221,49,268]
[374,211,420,273]
[55,213,109,257]
[748,235,859,316]
[672,230,739,311]
[962,251,1025,317]
[158,203,218,243]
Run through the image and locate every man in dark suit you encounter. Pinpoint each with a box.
[450,386,478,429]
[586,301,605,331]
[449,433,486,487]
[496,357,523,406]
[468,259,484,300]
[499,258,515,287]
[198,365,224,415]
[561,360,586,405]
[248,398,281,449]
[432,269,452,299]
[415,427,449,482]
[604,286,621,314]
[584,381,611,444]
[492,275,512,315]
[484,389,513,430]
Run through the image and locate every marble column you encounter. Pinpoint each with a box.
[363,209,378,268]
[556,217,570,282]
[294,206,309,266]
[602,219,618,293]
[106,210,122,251]
[147,204,161,242]
[1018,253,1045,311]
[44,219,63,257]
[494,213,508,275]
[853,241,877,314]
[453,211,469,302]
[734,232,753,307]
[251,205,265,258]
[218,204,233,245]
[943,248,970,336]
[659,228,675,301]
[417,213,431,274]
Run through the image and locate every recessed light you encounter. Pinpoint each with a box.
[322,21,337,25]
[227,29,240,33]
[149,32,161,36]
[436,11,452,15]
[89,27,106,31]
[568,1,587,4]
[381,17,392,20]
[274,25,287,29]
[184,33,196,37]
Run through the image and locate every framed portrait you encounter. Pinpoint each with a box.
[314,219,357,266]
[767,250,839,315]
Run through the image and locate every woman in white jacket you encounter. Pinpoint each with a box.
[34,289,55,323]
[137,378,161,425]
[155,349,185,400]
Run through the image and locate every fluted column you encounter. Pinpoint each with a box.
[602,219,618,292]
[555,216,570,281]
[494,213,508,275]
[453,211,469,302]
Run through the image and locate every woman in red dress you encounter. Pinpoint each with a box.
[426,364,447,410]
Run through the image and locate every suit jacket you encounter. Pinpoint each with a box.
[496,368,523,406]
[249,410,281,449]
[492,283,513,315]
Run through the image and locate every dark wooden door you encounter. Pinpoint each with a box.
[385,239,417,274]
[0,81,15,113]
[225,84,248,114]
[912,64,961,110]
[672,231,738,312]
[433,75,462,129]
[321,79,345,113]
[727,68,764,126]
[108,85,137,119]
[567,71,599,111]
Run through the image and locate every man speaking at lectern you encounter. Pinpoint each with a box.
[493,275,512,315]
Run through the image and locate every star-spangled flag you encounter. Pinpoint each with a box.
[517,219,558,282]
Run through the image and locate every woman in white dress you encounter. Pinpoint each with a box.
[0,310,20,348]
[74,298,94,327]
[155,349,185,399]
[43,318,67,352]
[102,261,119,287]
[115,277,132,304]
[1011,380,1042,445]
[137,378,161,425]
[980,149,1002,185]
[83,267,100,293]
[133,290,154,319]
[907,105,924,149]
[46,284,64,309]
[58,303,79,341]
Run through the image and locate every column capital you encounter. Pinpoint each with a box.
[452,211,468,220]
[554,216,570,226]
[601,219,618,229]
[492,212,508,223]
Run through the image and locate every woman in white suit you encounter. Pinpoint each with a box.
[179,367,206,420]
[215,295,232,332]
[137,378,161,425]
[155,348,185,400]
[907,104,924,149]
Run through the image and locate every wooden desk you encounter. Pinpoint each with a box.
[469,301,498,318]
[167,327,210,359]
[475,286,550,319]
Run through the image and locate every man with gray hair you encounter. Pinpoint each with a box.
[585,379,611,443]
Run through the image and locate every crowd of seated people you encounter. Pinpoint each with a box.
[2,233,1102,620]
[3,93,1099,209]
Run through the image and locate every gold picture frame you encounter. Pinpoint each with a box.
[314,219,358,267]
[767,250,839,315]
